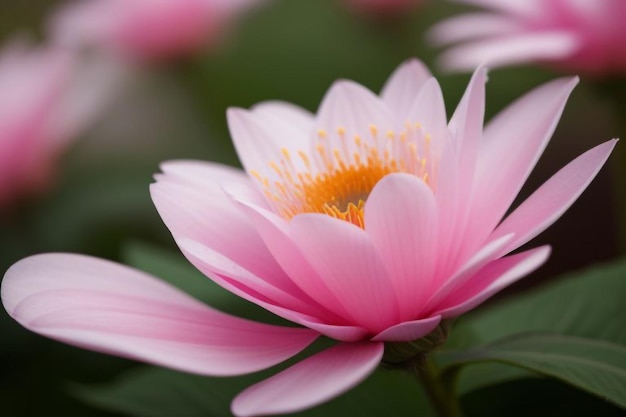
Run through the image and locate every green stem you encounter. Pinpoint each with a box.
[412,356,464,417]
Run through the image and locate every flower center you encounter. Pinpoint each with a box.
[251,123,435,228]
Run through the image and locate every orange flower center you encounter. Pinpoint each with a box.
[250,123,434,228]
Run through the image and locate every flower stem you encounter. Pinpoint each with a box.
[411,356,464,417]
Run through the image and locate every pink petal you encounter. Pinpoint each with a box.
[491,139,617,253]
[380,58,432,121]
[227,106,313,182]
[453,0,544,17]
[406,77,448,152]
[442,66,487,266]
[290,214,399,333]
[159,159,253,189]
[2,254,319,376]
[464,76,578,256]
[250,101,315,142]
[315,80,394,158]
[150,178,293,292]
[174,237,319,316]
[424,233,514,313]
[230,196,358,324]
[437,31,580,73]
[432,246,551,318]
[231,342,383,417]
[371,316,441,342]
[427,13,522,46]
[364,173,438,319]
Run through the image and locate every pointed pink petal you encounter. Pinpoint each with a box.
[380,58,432,121]
[150,178,295,294]
[464,77,578,255]
[432,246,551,318]
[427,13,522,46]
[437,32,579,73]
[231,342,383,417]
[290,214,399,333]
[424,233,514,313]
[364,173,438,319]
[492,139,617,252]
[2,254,319,376]
[372,316,441,342]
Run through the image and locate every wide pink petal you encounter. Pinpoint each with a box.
[227,107,295,181]
[315,80,395,158]
[229,196,358,324]
[464,76,578,256]
[431,246,551,318]
[231,342,383,417]
[159,160,253,190]
[428,13,523,46]
[2,254,319,376]
[250,101,314,142]
[440,66,487,268]
[437,31,580,73]
[380,58,431,121]
[491,139,617,253]
[371,316,441,342]
[290,214,399,333]
[364,173,438,319]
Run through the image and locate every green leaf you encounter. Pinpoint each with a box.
[439,333,626,409]
[74,365,436,417]
[438,259,626,393]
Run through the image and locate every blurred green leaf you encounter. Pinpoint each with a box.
[439,333,626,409]
[74,365,435,417]
[438,258,626,393]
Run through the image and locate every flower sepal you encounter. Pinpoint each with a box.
[382,319,454,370]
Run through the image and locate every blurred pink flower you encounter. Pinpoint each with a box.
[2,60,616,415]
[49,0,262,61]
[0,39,121,210]
[344,0,426,15]
[429,0,626,75]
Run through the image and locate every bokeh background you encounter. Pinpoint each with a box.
[0,0,623,416]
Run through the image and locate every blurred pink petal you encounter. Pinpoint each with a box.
[0,39,122,210]
[1,254,318,376]
[343,0,426,16]
[49,0,263,61]
[3,59,616,414]
[430,0,626,75]
[231,342,384,417]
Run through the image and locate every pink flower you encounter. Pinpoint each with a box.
[1,60,616,415]
[343,0,426,15]
[49,0,262,61]
[0,39,120,210]
[429,0,626,75]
